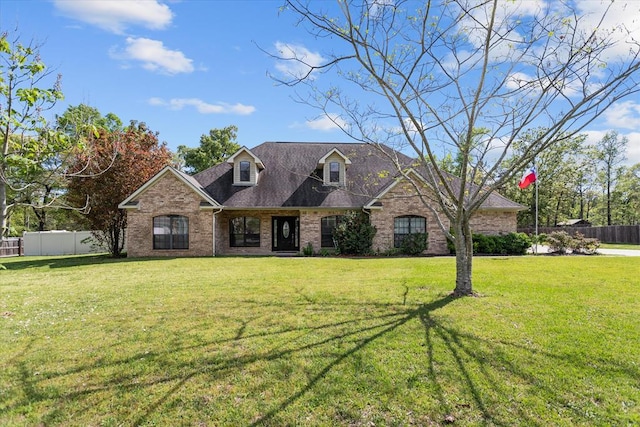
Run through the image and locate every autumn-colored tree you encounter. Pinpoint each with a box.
[67,121,172,256]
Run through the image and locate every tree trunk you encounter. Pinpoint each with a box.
[33,207,47,231]
[110,222,121,257]
[0,180,7,238]
[607,176,612,226]
[453,219,474,297]
[553,190,563,226]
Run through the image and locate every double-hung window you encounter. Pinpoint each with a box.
[394,215,426,248]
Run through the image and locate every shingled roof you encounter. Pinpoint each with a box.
[193,141,523,211]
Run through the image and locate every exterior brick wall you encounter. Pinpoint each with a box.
[299,209,349,253]
[125,173,214,257]
[368,181,518,255]
[469,210,518,235]
[215,209,300,255]
[125,173,518,257]
[370,181,450,255]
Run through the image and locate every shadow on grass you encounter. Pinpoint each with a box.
[4,290,637,425]
[0,254,179,270]
[252,294,458,426]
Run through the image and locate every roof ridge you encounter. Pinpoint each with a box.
[262,141,362,145]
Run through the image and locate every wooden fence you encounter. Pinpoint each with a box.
[518,225,640,244]
[0,238,23,257]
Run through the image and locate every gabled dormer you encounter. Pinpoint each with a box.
[227,147,264,186]
[318,148,351,186]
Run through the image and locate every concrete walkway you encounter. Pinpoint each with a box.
[597,248,640,257]
[529,245,640,257]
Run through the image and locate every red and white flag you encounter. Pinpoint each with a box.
[518,167,537,189]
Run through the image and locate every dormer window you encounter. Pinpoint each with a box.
[318,148,351,186]
[227,147,265,186]
[329,162,340,183]
[239,161,250,182]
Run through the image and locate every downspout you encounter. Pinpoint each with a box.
[212,207,223,256]
[362,206,376,252]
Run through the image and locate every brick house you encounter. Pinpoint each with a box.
[119,142,524,257]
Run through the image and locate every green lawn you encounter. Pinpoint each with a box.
[1,255,639,426]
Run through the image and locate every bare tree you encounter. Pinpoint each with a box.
[273,0,640,296]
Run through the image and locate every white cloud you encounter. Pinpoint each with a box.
[110,37,194,75]
[603,100,640,130]
[625,132,640,165]
[149,97,256,115]
[589,100,640,164]
[305,114,347,131]
[456,0,640,68]
[274,42,325,80]
[53,0,173,34]
[456,0,545,63]
[505,71,582,98]
[368,0,396,20]
[576,1,640,59]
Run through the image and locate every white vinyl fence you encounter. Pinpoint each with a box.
[23,231,110,256]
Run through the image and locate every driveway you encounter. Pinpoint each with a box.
[597,248,640,257]
[529,245,640,257]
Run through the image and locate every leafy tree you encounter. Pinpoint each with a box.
[501,129,588,227]
[8,204,88,235]
[333,210,376,255]
[6,105,123,234]
[17,104,124,233]
[277,1,640,296]
[591,131,627,225]
[67,122,172,256]
[56,103,123,138]
[1,32,66,236]
[177,125,240,173]
[611,163,640,225]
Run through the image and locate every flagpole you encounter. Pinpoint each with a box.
[534,158,539,255]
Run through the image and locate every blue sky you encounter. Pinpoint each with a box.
[2,0,640,165]
[2,0,354,151]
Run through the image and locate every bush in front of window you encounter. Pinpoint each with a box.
[399,232,429,255]
[333,211,377,255]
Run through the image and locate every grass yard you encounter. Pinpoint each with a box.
[1,255,639,426]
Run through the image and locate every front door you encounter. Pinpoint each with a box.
[272,216,299,251]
